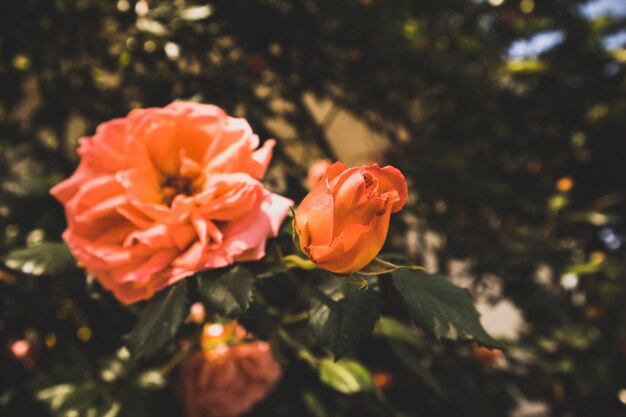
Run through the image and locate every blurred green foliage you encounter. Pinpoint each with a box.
[1,0,626,416]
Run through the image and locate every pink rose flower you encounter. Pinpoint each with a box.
[306,158,332,189]
[177,323,281,417]
[51,102,292,303]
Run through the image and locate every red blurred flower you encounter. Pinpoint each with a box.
[177,323,281,417]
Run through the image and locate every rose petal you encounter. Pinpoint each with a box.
[247,139,275,179]
[364,164,408,212]
[196,174,264,221]
[330,168,386,236]
[309,203,393,274]
[50,160,98,204]
[295,179,335,248]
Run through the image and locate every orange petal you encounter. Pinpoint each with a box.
[330,168,385,236]
[83,119,130,171]
[117,168,162,204]
[295,179,335,248]
[309,204,393,274]
[50,160,98,204]
[364,164,408,212]
[325,161,348,182]
[246,139,275,179]
[133,112,180,175]
[197,173,264,221]
[203,117,255,173]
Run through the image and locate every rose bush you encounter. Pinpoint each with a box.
[51,102,292,303]
[177,323,281,417]
[295,162,407,274]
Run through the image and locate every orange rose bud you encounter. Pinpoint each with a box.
[295,162,407,274]
[471,345,502,366]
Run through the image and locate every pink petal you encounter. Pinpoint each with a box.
[50,160,98,204]
[247,139,275,179]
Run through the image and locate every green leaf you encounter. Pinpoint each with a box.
[3,175,58,197]
[36,382,99,414]
[505,58,547,74]
[358,257,425,276]
[392,269,503,349]
[196,266,255,318]
[4,242,75,276]
[301,390,328,417]
[289,207,303,254]
[116,391,152,417]
[388,341,445,398]
[96,401,122,417]
[372,316,423,347]
[309,279,379,358]
[124,282,187,359]
[36,383,80,412]
[134,370,167,390]
[282,254,317,270]
[318,358,373,395]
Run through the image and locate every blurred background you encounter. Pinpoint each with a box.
[1,0,626,416]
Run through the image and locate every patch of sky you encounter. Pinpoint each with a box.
[602,30,626,49]
[508,31,565,59]
[580,0,626,19]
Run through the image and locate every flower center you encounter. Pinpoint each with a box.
[363,172,373,187]
[362,171,379,197]
[161,174,197,206]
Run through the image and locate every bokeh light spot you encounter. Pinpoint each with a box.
[45,333,57,349]
[556,176,574,192]
[560,273,579,290]
[520,0,535,13]
[11,340,30,359]
[77,327,92,342]
[205,323,224,337]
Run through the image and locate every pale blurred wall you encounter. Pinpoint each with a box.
[302,94,389,166]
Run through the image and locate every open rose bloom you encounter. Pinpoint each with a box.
[51,102,292,303]
[295,162,407,274]
[177,323,281,417]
